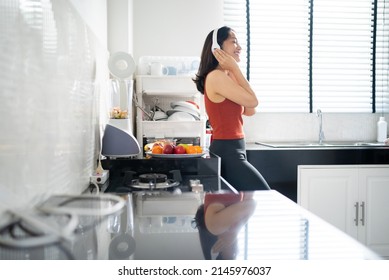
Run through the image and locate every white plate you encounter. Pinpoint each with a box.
[167,111,197,121]
[166,107,200,120]
[146,152,205,158]
[170,101,200,114]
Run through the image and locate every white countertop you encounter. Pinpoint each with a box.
[127,190,381,260]
[246,141,389,150]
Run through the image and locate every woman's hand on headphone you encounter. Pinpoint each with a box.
[213,48,239,72]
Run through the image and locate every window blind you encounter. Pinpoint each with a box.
[223,0,248,77]
[249,0,311,112]
[376,0,389,113]
[224,0,311,112]
[312,0,375,113]
[223,0,389,113]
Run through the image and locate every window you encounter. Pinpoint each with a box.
[223,0,389,113]
[223,0,248,77]
[376,0,389,113]
[312,0,374,113]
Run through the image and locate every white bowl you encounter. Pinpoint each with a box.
[153,111,168,120]
[171,101,200,114]
[167,106,200,120]
[167,112,196,121]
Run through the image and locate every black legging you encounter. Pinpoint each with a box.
[209,139,271,191]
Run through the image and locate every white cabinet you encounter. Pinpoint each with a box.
[358,167,389,256]
[135,75,206,157]
[298,165,389,257]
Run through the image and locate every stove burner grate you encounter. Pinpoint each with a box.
[121,171,182,191]
[138,173,167,184]
[130,179,179,190]
[130,173,179,190]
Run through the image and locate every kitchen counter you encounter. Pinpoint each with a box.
[245,142,389,202]
[247,141,389,150]
[0,190,380,260]
[234,190,380,259]
[125,190,380,260]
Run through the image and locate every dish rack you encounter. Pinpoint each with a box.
[134,57,206,158]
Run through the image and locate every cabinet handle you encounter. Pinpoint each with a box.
[354,202,359,226]
[360,201,365,226]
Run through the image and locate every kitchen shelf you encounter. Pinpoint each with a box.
[136,75,197,93]
[135,72,206,158]
[142,90,198,97]
[141,120,206,139]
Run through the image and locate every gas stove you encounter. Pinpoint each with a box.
[131,173,180,189]
[101,156,221,194]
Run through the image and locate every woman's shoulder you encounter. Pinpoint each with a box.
[205,69,230,98]
[207,68,227,81]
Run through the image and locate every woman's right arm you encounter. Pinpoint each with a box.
[205,200,257,236]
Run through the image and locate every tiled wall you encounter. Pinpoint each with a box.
[0,0,108,213]
[243,112,386,143]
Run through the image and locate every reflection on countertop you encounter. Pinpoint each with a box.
[236,191,379,260]
[125,190,381,260]
[0,190,381,260]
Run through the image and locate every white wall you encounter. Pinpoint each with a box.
[107,0,133,54]
[69,0,107,47]
[132,0,224,61]
[0,0,109,213]
[243,113,385,143]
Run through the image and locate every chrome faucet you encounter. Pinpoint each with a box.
[316,109,325,144]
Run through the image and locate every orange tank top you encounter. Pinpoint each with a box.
[204,89,244,139]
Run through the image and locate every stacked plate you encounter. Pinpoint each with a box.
[167,101,200,121]
[153,110,168,121]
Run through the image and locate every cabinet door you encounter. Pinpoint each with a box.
[298,167,359,239]
[358,167,389,257]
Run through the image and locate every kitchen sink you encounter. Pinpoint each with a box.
[255,141,388,148]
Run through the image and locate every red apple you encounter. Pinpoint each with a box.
[173,145,186,154]
[162,143,174,154]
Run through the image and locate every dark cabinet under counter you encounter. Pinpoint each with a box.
[246,147,389,202]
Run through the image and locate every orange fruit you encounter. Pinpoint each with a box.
[186,146,197,154]
[194,145,202,154]
[151,145,163,154]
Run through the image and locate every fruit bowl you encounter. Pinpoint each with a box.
[144,140,203,156]
[145,152,205,158]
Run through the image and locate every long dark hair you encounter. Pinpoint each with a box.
[194,204,218,260]
[193,26,233,94]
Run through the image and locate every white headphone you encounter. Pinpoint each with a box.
[211,28,220,52]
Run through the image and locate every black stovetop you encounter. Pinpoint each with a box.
[101,156,221,193]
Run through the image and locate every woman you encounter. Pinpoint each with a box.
[194,191,256,260]
[193,26,270,191]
